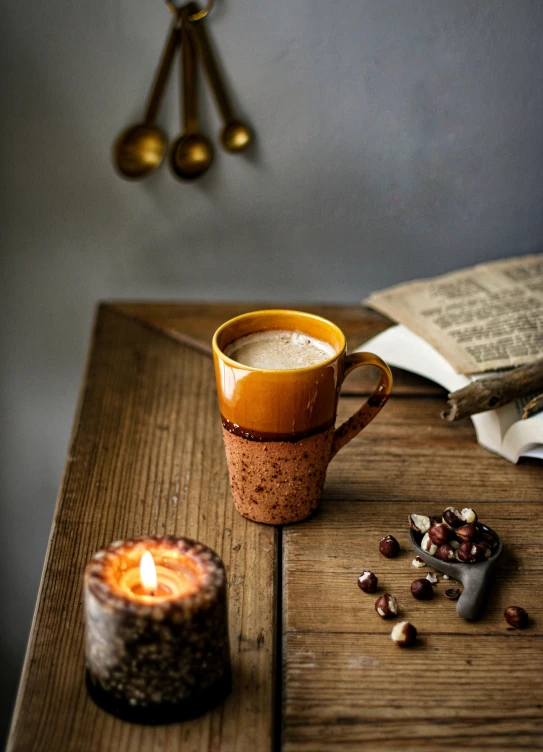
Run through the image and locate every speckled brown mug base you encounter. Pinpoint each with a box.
[222,426,335,525]
[86,668,232,724]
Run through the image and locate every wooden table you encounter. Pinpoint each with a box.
[8,303,543,752]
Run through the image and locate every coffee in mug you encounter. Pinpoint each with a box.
[213,310,392,525]
[224,329,336,370]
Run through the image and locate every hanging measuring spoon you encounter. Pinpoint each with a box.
[186,2,252,153]
[113,16,180,179]
[170,10,214,179]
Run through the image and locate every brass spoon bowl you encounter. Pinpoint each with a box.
[114,124,169,179]
[409,524,503,621]
[170,14,213,180]
[114,17,179,179]
[170,132,213,180]
[221,119,252,153]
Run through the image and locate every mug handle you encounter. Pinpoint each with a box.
[330,352,393,460]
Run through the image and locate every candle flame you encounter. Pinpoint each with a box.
[140,551,157,594]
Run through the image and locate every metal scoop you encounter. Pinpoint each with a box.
[409,524,503,620]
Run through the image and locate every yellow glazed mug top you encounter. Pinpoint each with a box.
[213,309,346,373]
[212,309,392,445]
[213,310,346,438]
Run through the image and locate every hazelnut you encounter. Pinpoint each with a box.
[375,593,398,618]
[504,606,529,629]
[358,571,378,593]
[409,514,431,534]
[411,556,426,568]
[426,571,438,585]
[457,541,478,563]
[391,621,417,647]
[478,541,492,559]
[379,535,400,558]
[435,543,455,561]
[444,588,461,600]
[460,507,478,524]
[479,529,499,550]
[442,506,463,528]
[411,578,434,600]
[420,532,437,555]
[471,543,487,561]
[489,536,499,551]
[428,523,451,545]
[456,524,478,542]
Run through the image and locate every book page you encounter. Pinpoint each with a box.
[365,255,543,374]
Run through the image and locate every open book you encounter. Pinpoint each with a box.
[358,325,543,463]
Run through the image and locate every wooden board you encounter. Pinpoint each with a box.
[107,302,392,356]
[283,401,543,751]
[7,306,277,752]
[8,302,543,752]
[284,632,543,751]
[284,502,543,635]
[109,302,446,398]
[324,396,543,502]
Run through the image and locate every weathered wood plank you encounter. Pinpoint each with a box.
[324,396,542,502]
[284,501,543,635]
[283,501,543,750]
[8,306,276,752]
[108,302,390,355]
[284,633,543,751]
[108,302,444,397]
[283,390,543,750]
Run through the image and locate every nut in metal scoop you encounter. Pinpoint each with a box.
[409,524,503,620]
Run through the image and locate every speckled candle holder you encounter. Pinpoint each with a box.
[84,536,231,724]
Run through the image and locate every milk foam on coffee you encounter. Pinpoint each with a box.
[224,329,336,370]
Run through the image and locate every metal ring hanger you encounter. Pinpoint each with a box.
[165,0,215,22]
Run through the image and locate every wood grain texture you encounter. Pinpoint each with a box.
[324,396,542,502]
[8,302,543,752]
[108,302,445,397]
[283,397,543,751]
[108,302,391,355]
[284,502,543,635]
[284,633,543,751]
[8,306,277,752]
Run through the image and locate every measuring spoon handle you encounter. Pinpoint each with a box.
[181,11,199,133]
[185,4,234,124]
[456,559,499,621]
[145,15,181,123]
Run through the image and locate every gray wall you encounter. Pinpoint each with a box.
[1,0,542,739]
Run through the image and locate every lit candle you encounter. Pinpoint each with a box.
[84,536,231,724]
[117,549,198,600]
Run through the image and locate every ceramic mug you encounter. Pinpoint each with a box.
[212,310,392,525]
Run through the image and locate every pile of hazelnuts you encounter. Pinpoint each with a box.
[358,514,530,645]
[409,506,498,563]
